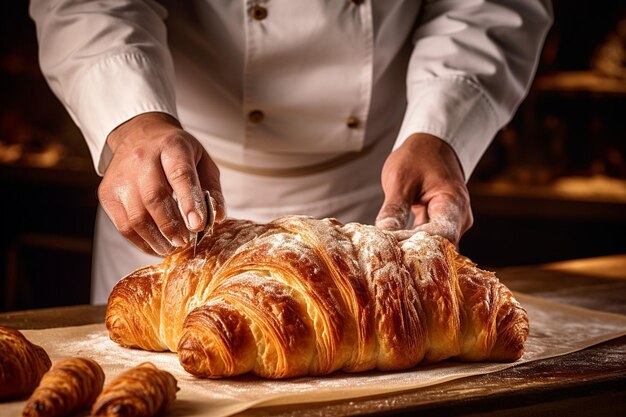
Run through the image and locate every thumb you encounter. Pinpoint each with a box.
[413,193,470,245]
[375,198,411,231]
[197,150,227,223]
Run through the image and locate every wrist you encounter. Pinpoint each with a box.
[402,133,465,182]
[106,112,181,152]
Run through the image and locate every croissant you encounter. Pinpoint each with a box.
[90,362,178,417]
[22,357,104,417]
[106,216,529,379]
[0,326,51,400]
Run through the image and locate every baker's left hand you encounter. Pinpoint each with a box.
[375,133,473,246]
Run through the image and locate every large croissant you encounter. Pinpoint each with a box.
[106,216,529,379]
[0,326,51,400]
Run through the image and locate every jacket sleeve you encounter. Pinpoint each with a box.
[394,0,553,179]
[29,0,178,175]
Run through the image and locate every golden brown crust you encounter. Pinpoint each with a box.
[106,216,529,379]
[91,362,178,417]
[400,232,464,363]
[178,303,257,378]
[106,219,269,353]
[22,357,105,417]
[106,265,167,352]
[343,222,426,371]
[455,253,529,361]
[0,326,51,401]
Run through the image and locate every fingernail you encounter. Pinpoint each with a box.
[172,236,186,247]
[151,244,169,257]
[187,211,202,230]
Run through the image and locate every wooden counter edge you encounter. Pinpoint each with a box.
[0,304,105,329]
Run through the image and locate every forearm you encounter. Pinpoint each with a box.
[395,0,553,179]
[29,0,178,175]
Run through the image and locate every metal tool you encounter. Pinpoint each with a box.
[191,190,215,257]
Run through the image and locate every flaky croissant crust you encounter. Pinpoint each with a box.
[0,326,51,400]
[106,216,529,379]
[91,362,178,417]
[22,357,105,417]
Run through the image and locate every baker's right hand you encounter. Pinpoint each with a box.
[98,112,226,256]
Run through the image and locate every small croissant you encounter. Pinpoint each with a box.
[0,326,51,401]
[22,357,105,417]
[91,362,178,417]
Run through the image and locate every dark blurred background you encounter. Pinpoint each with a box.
[1,1,625,311]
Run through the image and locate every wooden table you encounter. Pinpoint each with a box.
[2,255,625,416]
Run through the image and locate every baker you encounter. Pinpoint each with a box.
[29,0,552,304]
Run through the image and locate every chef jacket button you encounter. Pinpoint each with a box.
[250,5,268,20]
[346,116,360,129]
[248,110,265,123]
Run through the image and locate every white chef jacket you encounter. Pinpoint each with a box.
[30,0,552,304]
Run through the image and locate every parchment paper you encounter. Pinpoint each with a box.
[2,293,626,417]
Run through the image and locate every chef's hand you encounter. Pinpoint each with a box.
[98,112,226,256]
[375,133,472,246]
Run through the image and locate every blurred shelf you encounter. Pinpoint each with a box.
[469,176,626,221]
[534,71,626,96]
[0,162,99,188]
[464,176,626,267]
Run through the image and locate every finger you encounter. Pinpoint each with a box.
[387,204,428,241]
[98,197,157,256]
[137,148,191,246]
[414,193,470,245]
[375,199,411,231]
[376,149,418,231]
[411,204,428,227]
[206,179,226,223]
[390,229,415,241]
[161,137,207,232]
[123,187,176,256]
[139,169,189,248]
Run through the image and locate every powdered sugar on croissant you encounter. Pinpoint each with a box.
[106,216,528,379]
